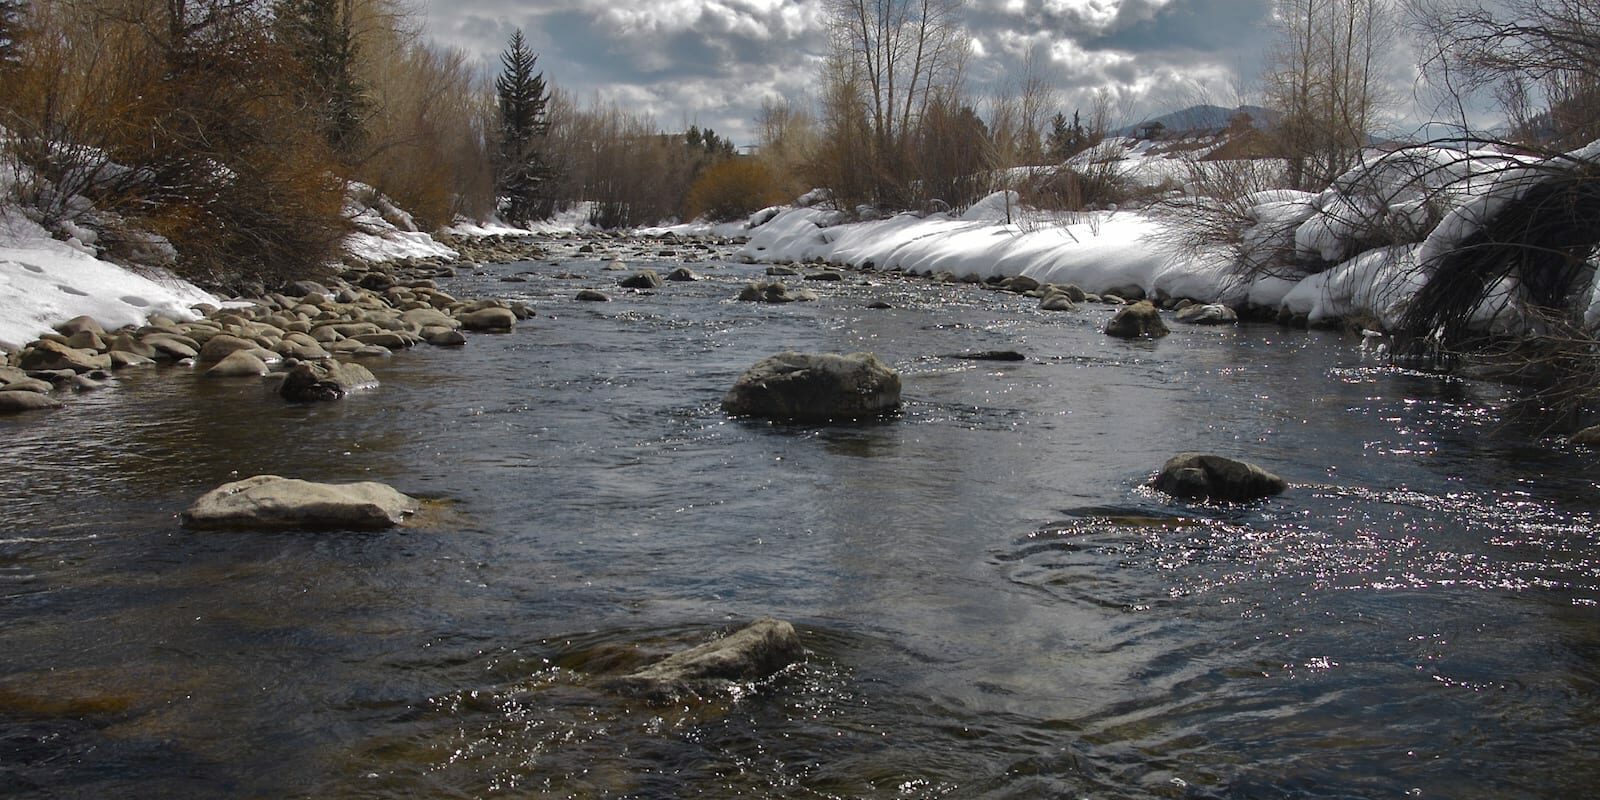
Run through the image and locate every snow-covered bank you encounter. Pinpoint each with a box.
[0,208,218,351]
[734,193,1248,311]
[737,141,1600,333]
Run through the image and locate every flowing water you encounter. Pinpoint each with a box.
[3,239,1600,799]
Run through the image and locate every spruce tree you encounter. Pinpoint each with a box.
[495,29,554,223]
[275,0,366,159]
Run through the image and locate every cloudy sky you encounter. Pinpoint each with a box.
[417,0,1419,147]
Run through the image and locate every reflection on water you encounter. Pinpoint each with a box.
[3,248,1600,798]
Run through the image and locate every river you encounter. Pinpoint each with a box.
[3,238,1598,798]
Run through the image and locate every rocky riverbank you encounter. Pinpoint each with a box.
[0,228,759,418]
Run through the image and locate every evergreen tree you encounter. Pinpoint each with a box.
[1046,109,1088,161]
[495,29,554,223]
[275,0,366,159]
[1046,112,1070,161]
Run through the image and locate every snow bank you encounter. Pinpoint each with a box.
[737,191,1230,298]
[343,183,457,262]
[0,207,217,351]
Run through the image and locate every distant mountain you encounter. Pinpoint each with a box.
[1115,105,1280,138]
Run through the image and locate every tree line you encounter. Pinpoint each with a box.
[0,1,769,290]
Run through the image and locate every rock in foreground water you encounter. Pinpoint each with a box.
[1153,453,1286,502]
[183,475,420,530]
[723,351,901,422]
[616,617,804,698]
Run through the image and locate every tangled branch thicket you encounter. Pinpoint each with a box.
[1396,153,1600,354]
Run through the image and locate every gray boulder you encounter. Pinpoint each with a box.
[457,307,517,331]
[1153,453,1286,502]
[203,350,269,378]
[665,267,699,282]
[182,475,420,530]
[1175,303,1239,325]
[425,329,467,347]
[619,269,663,289]
[197,333,259,364]
[1004,275,1041,293]
[18,340,111,373]
[141,334,200,361]
[1105,283,1146,302]
[2,377,54,393]
[279,359,378,402]
[0,391,63,414]
[737,282,817,303]
[1039,293,1076,312]
[723,351,901,422]
[1104,301,1169,339]
[575,289,612,302]
[57,315,105,336]
[617,617,804,698]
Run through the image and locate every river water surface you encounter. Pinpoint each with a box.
[3,239,1599,798]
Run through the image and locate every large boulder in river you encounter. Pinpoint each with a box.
[619,269,663,289]
[279,359,378,402]
[1104,301,1170,339]
[616,617,805,699]
[723,351,901,422]
[182,475,420,530]
[1153,453,1286,502]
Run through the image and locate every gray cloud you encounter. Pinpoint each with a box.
[419,0,1296,145]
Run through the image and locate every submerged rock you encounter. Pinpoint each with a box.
[615,617,804,698]
[182,474,420,530]
[1153,453,1286,502]
[949,350,1026,361]
[736,282,817,303]
[575,289,612,302]
[723,351,901,422]
[1104,301,1169,339]
[665,267,699,282]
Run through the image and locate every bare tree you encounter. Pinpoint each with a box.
[1411,0,1600,147]
[824,0,967,205]
[1264,0,1393,189]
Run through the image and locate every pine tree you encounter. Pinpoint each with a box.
[275,0,366,159]
[1046,112,1070,161]
[495,29,554,223]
